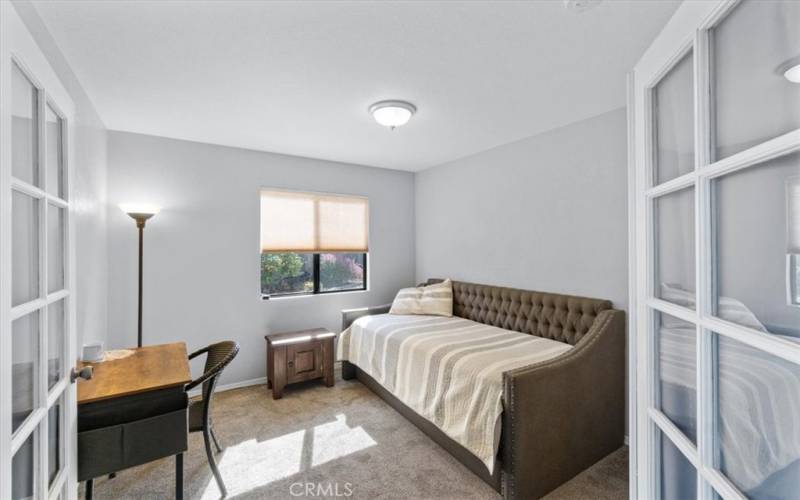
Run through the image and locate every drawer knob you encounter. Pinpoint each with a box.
[288,361,294,367]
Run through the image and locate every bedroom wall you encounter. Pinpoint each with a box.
[415,107,629,311]
[106,131,416,386]
[13,0,109,351]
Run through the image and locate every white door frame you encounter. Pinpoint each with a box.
[625,69,638,499]
[630,0,800,499]
[1,3,78,498]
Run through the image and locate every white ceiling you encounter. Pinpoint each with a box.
[32,0,679,171]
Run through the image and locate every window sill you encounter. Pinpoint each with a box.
[262,288,369,301]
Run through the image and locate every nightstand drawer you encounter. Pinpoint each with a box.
[287,341,323,383]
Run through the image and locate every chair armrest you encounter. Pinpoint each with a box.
[185,342,240,393]
[188,346,210,360]
[341,304,392,331]
[501,309,626,499]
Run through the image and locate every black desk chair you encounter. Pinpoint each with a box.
[186,341,239,498]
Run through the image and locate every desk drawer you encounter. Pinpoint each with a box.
[78,409,188,481]
[79,388,187,432]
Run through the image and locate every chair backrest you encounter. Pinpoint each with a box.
[187,340,240,401]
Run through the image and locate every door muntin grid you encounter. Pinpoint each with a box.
[637,1,800,499]
[8,55,71,500]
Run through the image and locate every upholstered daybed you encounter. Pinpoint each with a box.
[339,279,626,500]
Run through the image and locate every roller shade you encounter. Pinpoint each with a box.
[260,190,369,253]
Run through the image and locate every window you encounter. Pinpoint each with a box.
[791,254,800,306]
[789,177,800,306]
[260,190,368,298]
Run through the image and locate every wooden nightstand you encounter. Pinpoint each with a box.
[265,328,336,399]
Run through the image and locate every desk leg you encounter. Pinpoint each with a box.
[84,479,94,500]
[175,453,184,500]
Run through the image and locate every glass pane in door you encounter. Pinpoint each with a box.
[12,431,36,500]
[715,333,800,499]
[654,49,694,185]
[48,398,62,486]
[713,0,800,160]
[713,151,800,337]
[12,191,39,307]
[11,62,39,187]
[47,300,65,391]
[12,311,39,434]
[47,204,65,293]
[656,312,697,443]
[655,187,696,307]
[660,430,697,500]
[45,104,64,199]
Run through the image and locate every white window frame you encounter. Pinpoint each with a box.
[630,1,800,499]
[788,254,800,307]
[787,176,800,306]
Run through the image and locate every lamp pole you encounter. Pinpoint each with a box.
[124,210,157,348]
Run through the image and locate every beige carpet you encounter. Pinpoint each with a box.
[80,376,627,499]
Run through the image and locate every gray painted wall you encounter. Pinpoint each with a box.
[106,131,416,385]
[13,0,109,351]
[415,108,629,311]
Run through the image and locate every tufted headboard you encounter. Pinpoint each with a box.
[425,279,613,346]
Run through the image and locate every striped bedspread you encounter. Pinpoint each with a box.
[337,313,573,473]
[661,326,800,491]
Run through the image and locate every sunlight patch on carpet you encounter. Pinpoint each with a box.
[312,414,377,467]
[199,414,376,498]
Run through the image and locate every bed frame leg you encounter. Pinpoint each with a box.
[341,361,356,380]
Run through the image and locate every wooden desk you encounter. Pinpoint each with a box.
[79,342,192,404]
[77,343,191,500]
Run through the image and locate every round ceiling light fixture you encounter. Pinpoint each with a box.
[369,100,416,130]
[563,0,602,14]
[784,63,800,83]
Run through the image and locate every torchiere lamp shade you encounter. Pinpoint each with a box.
[120,203,160,227]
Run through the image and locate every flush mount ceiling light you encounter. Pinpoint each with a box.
[369,100,416,130]
[784,63,800,83]
[563,0,602,14]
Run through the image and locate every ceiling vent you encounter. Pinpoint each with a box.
[564,0,602,14]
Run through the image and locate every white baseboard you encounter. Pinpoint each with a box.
[187,376,267,398]
[190,363,344,398]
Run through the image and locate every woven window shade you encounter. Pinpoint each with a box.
[260,190,369,253]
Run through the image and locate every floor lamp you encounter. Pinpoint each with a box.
[120,204,160,348]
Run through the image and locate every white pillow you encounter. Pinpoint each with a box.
[660,283,768,332]
[389,279,453,317]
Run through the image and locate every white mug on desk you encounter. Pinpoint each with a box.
[82,342,105,362]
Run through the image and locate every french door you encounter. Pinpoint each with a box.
[1,3,78,499]
[632,1,800,499]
